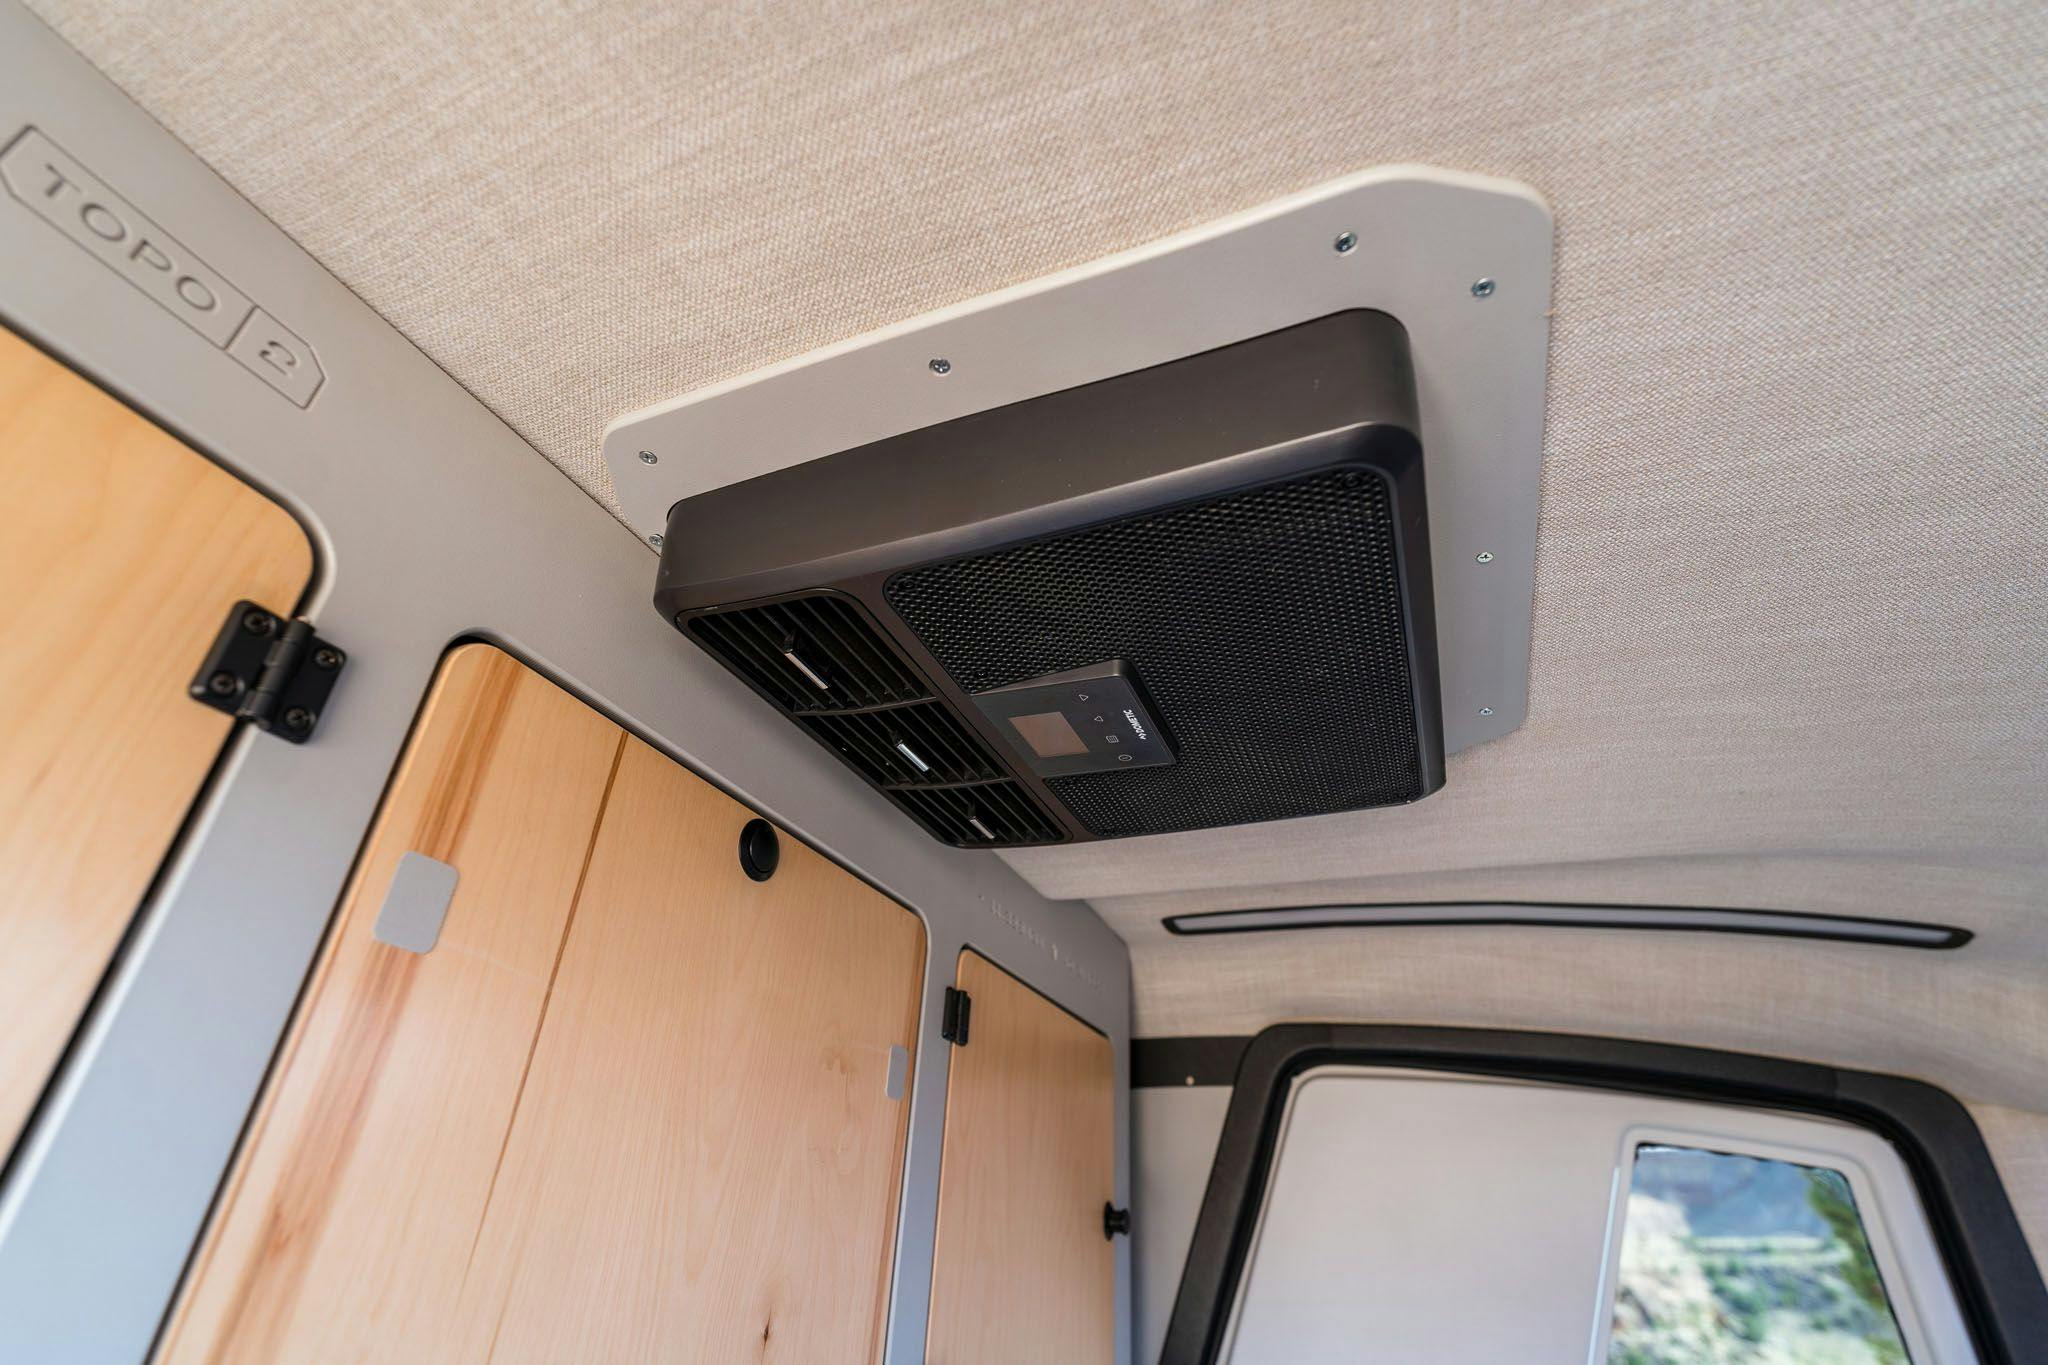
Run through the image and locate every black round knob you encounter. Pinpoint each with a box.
[1103,1203,1131,1240]
[738,819,780,882]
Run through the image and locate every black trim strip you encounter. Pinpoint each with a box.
[1161,900,1972,949]
[1133,1036,1250,1089]
[1159,1024,2047,1365]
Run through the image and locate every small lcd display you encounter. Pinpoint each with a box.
[1008,709,1090,758]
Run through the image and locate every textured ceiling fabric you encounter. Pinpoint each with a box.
[1972,1106,2048,1264]
[1110,854,2048,1112]
[26,3,2047,1087]
[1133,925,2048,1109]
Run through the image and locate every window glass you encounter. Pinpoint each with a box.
[1609,1144,1912,1365]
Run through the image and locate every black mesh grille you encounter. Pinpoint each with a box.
[681,592,1062,846]
[885,467,1423,837]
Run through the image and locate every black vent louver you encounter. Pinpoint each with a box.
[682,594,1064,847]
[802,703,1003,785]
[892,783,1064,846]
[686,594,927,711]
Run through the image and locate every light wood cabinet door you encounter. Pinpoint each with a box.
[0,327,313,1156]
[159,645,625,1363]
[452,734,927,1363]
[926,949,1116,1365]
[161,645,926,1364]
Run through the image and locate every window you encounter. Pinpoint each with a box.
[1609,1144,1912,1365]
[1201,1068,1978,1363]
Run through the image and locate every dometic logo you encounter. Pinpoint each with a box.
[1,128,323,407]
[1122,708,1148,741]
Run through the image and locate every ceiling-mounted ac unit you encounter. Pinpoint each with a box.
[652,310,1443,846]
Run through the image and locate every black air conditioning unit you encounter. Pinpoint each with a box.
[653,310,1444,846]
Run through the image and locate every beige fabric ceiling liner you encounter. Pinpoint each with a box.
[26,2,2045,1102]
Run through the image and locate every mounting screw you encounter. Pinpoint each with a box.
[282,706,315,734]
[312,647,344,670]
[648,533,664,550]
[1479,707,1495,716]
[1333,231,1357,254]
[1475,551,1494,563]
[1471,277,1497,298]
[637,449,658,465]
[206,670,239,697]
[928,357,952,375]
[240,609,275,637]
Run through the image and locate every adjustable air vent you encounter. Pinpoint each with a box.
[685,595,929,711]
[892,783,1064,846]
[679,592,1066,847]
[802,703,1004,786]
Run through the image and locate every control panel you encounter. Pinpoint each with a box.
[971,660,1175,779]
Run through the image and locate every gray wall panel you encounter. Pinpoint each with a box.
[0,7,1132,1362]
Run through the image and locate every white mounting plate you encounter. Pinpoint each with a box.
[605,165,1552,752]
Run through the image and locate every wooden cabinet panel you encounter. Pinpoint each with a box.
[158,645,626,1364]
[926,950,1116,1365]
[452,736,926,1363]
[163,647,926,1364]
[0,328,313,1154]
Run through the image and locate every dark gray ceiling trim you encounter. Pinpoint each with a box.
[1161,900,1971,949]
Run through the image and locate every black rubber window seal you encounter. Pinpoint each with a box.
[1153,1024,2048,1365]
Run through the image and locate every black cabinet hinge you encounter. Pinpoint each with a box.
[940,986,972,1046]
[189,600,346,744]
[1103,1202,1132,1241]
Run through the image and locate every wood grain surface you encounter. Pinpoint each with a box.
[925,949,1115,1365]
[0,327,311,1155]
[162,646,926,1364]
